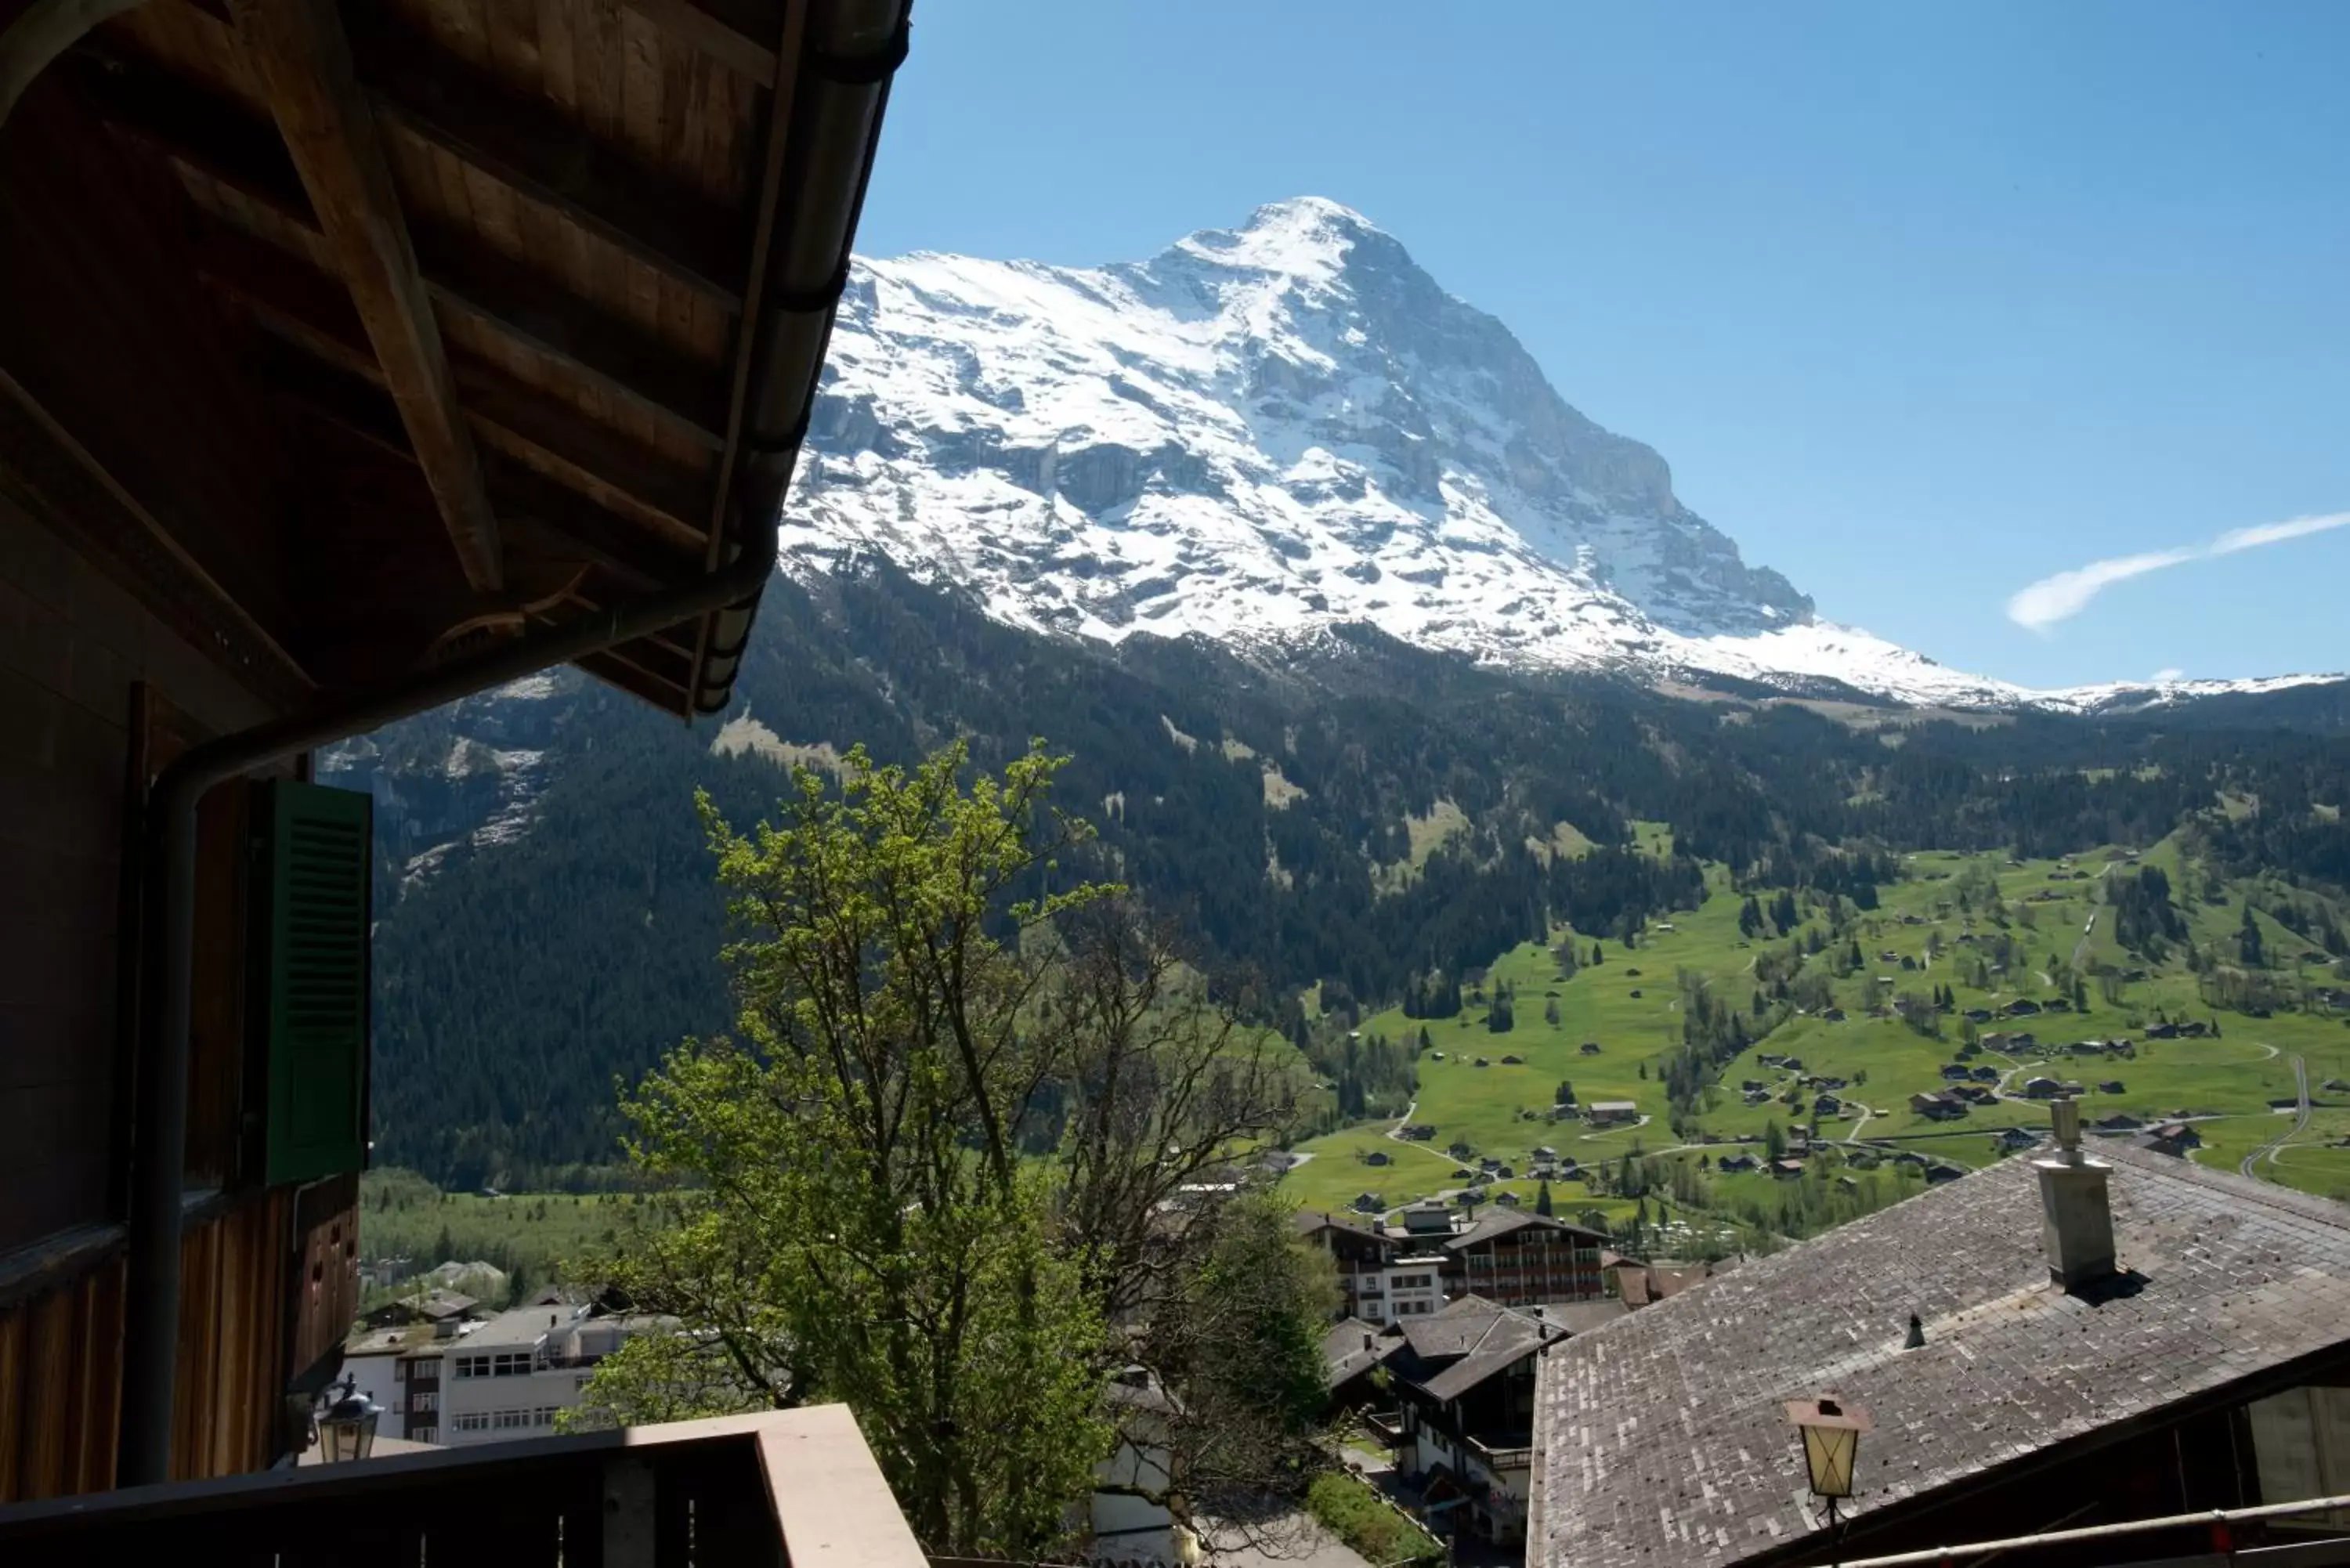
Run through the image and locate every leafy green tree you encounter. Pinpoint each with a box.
[574,743,1303,1554]
[1764,1121,1787,1161]
[1554,1079,1576,1106]
[1535,1180,1554,1217]
[2240,904,2266,967]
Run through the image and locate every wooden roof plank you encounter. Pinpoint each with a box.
[230,0,504,592]
[78,42,723,446]
[622,0,777,86]
[193,219,711,543]
[349,5,747,308]
[250,336,703,596]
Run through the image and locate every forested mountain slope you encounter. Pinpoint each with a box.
[342,564,2350,1187]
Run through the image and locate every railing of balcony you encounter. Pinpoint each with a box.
[0,1404,924,1568]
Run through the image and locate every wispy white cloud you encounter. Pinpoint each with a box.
[2152,667,2186,684]
[2005,549,2196,632]
[2210,512,2350,555]
[2006,511,2350,632]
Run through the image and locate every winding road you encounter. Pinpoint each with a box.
[2242,1054,2311,1177]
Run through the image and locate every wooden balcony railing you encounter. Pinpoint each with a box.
[0,1404,924,1568]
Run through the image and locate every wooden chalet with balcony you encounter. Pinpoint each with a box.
[0,0,908,1535]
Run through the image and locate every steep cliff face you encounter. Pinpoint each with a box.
[783,197,1850,667]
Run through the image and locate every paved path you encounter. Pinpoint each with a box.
[1201,1512,1374,1568]
[2243,1054,2311,1177]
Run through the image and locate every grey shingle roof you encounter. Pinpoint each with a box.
[1529,1144,2350,1568]
[1392,1295,1549,1404]
[1444,1209,1608,1252]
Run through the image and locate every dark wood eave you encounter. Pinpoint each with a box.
[0,0,909,719]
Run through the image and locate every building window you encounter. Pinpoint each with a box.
[412,1426,437,1444]
[492,1351,534,1377]
[412,1391,436,1413]
[393,1361,407,1382]
[453,1412,489,1432]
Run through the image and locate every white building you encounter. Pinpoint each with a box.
[404,1305,667,1446]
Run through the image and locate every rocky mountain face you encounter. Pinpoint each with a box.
[789,197,2334,713]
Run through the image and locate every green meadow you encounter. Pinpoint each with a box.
[1280,831,2350,1241]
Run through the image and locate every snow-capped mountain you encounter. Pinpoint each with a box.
[784,197,2331,711]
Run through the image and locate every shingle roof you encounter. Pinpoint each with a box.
[1390,1295,1550,1404]
[1529,1145,2350,1568]
[1443,1209,1607,1252]
[1323,1317,1396,1389]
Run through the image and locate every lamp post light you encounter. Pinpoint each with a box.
[1785,1396,1871,1564]
[314,1374,382,1464]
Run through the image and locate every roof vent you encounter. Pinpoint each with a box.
[2035,1097,2117,1289]
[1362,1333,1375,1353]
[1904,1313,1925,1349]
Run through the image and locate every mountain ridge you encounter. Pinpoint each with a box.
[785,196,2334,710]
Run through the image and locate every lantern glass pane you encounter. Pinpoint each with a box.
[1802,1425,1857,1497]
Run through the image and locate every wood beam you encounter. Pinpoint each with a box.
[194,225,714,551]
[74,47,728,448]
[345,7,747,308]
[229,0,503,591]
[253,343,698,594]
[622,0,778,86]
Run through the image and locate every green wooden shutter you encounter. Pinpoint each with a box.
[254,779,372,1185]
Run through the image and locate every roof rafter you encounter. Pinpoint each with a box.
[74,44,728,450]
[345,6,747,309]
[229,0,504,592]
[193,224,714,551]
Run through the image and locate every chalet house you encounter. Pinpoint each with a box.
[2022,1077,2065,1099]
[1769,1158,1806,1179]
[2099,1079,2128,1094]
[2135,1121,2205,1158]
[2146,1021,2180,1039]
[361,1288,478,1338]
[1992,1125,2041,1151]
[1813,1094,1842,1116]
[1757,1053,1786,1068]
[1743,1089,1771,1106]
[1741,1079,1768,1093]
[0,0,920,1528]
[1531,1124,2350,1568]
[1587,1100,1640,1126]
[1578,1041,1603,1056]
[1383,1296,1550,1547]
[1952,1085,1997,1106]
[1964,1007,1994,1023]
[1923,1161,1965,1183]
[1717,1153,1759,1173]
[1779,1057,1805,1072]
[1365,1150,1392,1166]
[1940,1064,1971,1081]
[1437,1210,1607,1307]
[2005,999,2043,1017]
[1822,1007,1847,1022]
[1911,1092,1968,1121]
[2093,1114,2146,1134]
[1969,1065,2001,1081]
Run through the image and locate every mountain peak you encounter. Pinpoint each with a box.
[799,204,2142,710]
[1168,195,1377,283]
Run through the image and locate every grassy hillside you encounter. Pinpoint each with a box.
[1278,834,2350,1246]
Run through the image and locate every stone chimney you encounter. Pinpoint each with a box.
[2034,1097,2116,1288]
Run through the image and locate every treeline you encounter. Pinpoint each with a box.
[358,564,2350,1185]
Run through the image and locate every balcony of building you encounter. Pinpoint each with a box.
[0,1404,922,1568]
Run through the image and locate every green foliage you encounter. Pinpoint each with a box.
[577,742,1309,1554]
[1306,1472,1443,1568]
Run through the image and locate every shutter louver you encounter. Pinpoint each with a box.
[257,779,372,1184]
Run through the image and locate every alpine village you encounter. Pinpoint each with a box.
[2,7,2348,1568]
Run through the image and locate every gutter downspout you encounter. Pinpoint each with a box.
[116,522,776,1487]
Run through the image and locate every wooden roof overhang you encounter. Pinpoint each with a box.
[0,0,908,719]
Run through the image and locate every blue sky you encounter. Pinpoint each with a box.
[854,2,2349,688]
